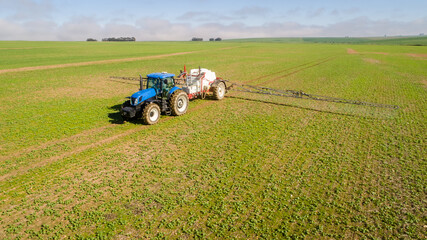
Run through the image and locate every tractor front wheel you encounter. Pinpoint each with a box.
[142,103,161,125]
[212,81,226,100]
[120,100,132,121]
[170,90,189,116]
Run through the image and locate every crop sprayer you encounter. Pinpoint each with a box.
[111,66,398,125]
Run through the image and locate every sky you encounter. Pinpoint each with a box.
[0,0,426,41]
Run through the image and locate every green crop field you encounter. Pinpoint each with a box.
[0,40,426,239]
[226,36,427,46]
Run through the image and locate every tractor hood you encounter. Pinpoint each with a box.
[130,88,156,106]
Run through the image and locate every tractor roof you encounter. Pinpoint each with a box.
[147,72,175,79]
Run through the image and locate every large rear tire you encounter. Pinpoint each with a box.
[142,103,161,125]
[212,81,225,100]
[169,90,189,116]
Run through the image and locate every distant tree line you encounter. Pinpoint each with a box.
[102,37,136,42]
[86,38,97,41]
[192,37,222,41]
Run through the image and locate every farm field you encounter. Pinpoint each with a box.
[0,41,426,239]
[227,36,427,45]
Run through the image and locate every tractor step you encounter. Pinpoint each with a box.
[161,100,171,115]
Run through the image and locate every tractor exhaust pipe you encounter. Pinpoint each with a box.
[139,74,143,90]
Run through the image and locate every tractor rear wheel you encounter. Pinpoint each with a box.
[142,103,161,125]
[212,81,225,100]
[169,90,189,116]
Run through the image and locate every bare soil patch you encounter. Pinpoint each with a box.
[347,49,358,54]
[363,58,381,64]
[406,53,427,58]
[348,49,389,55]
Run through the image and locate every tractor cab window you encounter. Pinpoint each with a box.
[164,77,174,90]
[162,77,175,97]
[147,77,161,90]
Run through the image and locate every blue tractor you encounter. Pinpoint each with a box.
[120,72,189,125]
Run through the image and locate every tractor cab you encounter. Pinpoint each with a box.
[146,72,175,98]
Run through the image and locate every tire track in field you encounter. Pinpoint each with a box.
[244,56,336,85]
[0,100,219,181]
[0,47,56,50]
[1,51,326,180]
[0,56,334,164]
[0,125,115,162]
[253,56,336,86]
[0,52,195,74]
[0,45,243,163]
[0,46,239,74]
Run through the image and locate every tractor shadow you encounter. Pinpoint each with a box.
[108,104,125,124]
[108,104,143,124]
[108,104,147,124]
[226,96,378,119]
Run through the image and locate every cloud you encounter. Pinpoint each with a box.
[22,20,58,40]
[0,19,27,40]
[176,11,236,22]
[57,16,103,41]
[342,8,361,15]
[322,17,427,37]
[0,14,426,41]
[233,6,271,18]
[330,9,340,17]
[308,8,361,19]
[177,6,271,23]
[307,8,325,18]
[2,1,424,41]
[196,22,322,39]
[136,18,192,40]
